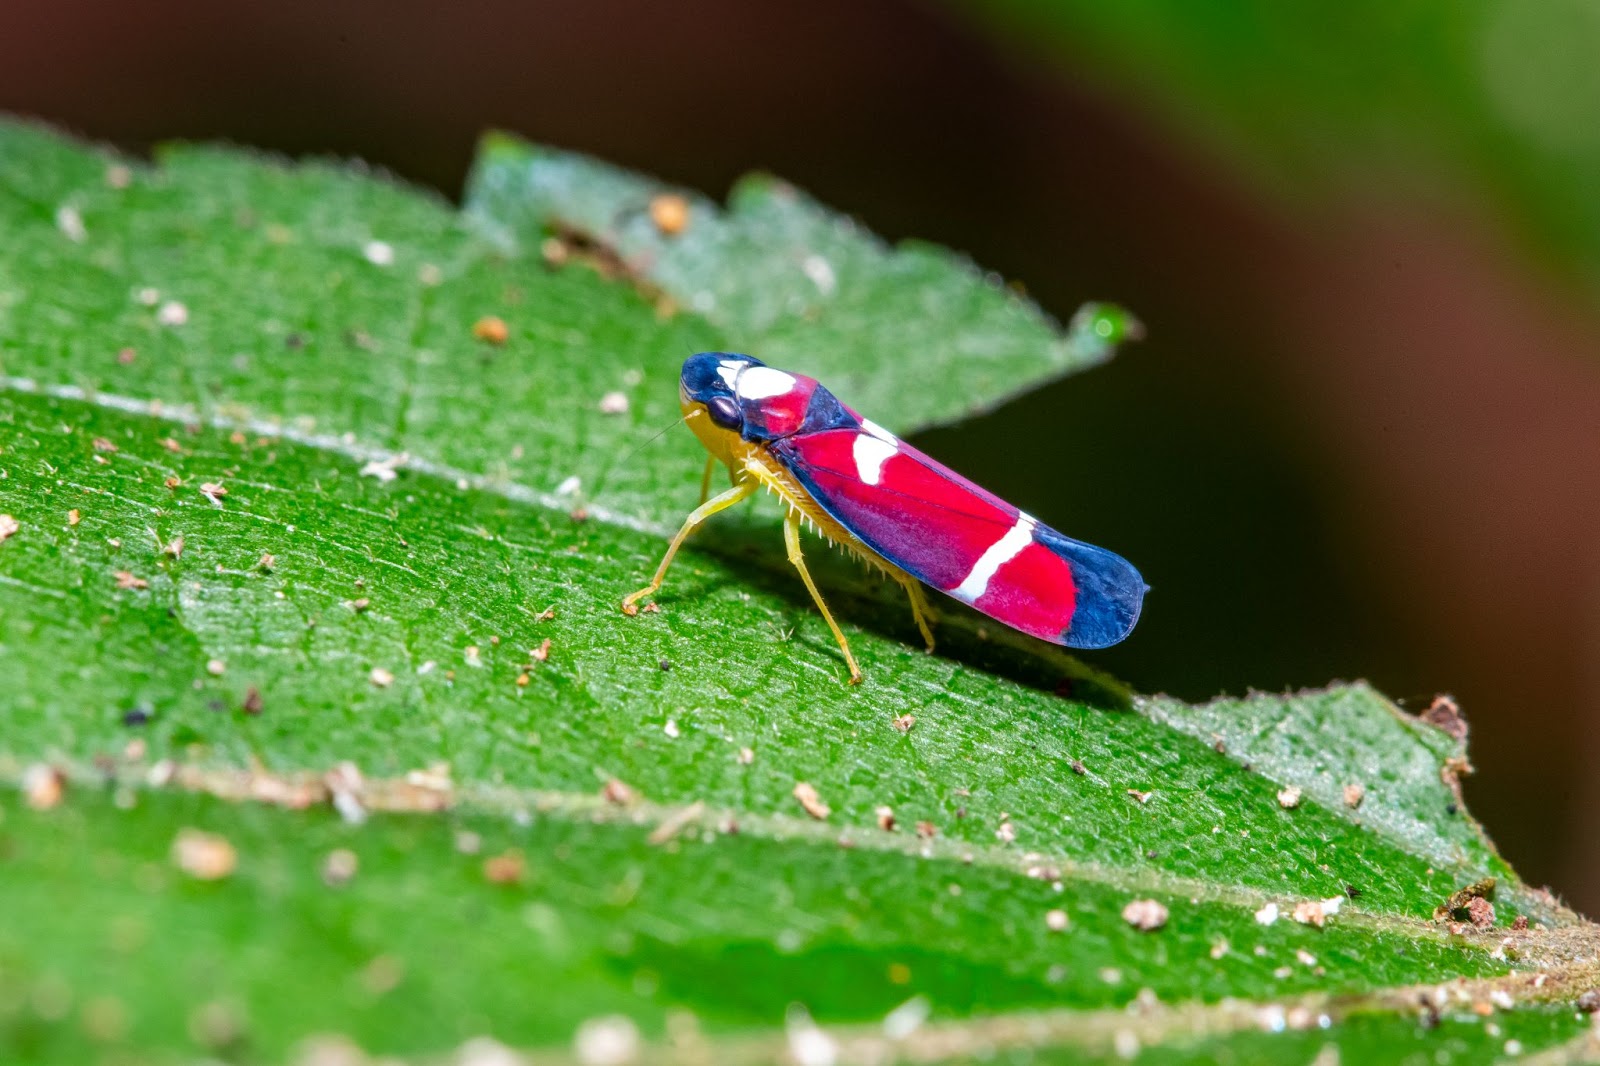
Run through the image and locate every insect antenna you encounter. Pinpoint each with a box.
[616,409,697,468]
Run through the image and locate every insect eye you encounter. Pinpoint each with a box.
[706,395,742,429]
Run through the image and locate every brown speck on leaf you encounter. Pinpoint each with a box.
[22,764,64,809]
[1046,908,1070,932]
[1466,896,1496,928]
[472,315,509,345]
[995,820,1017,844]
[531,638,551,662]
[349,597,370,612]
[483,850,525,884]
[1343,782,1366,809]
[117,346,137,364]
[199,482,227,504]
[1277,785,1302,809]
[647,800,706,846]
[598,390,630,415]
[164,476,181,490]
[162,534,184,558]
[875,805,896,832]
[114,570,148,590]
[535,606,556,622]
[1440,755,1474,806]
[540,236,569,267]
[1291,897,1343,927]
[67,509,81,527]
[1070,760,1086,775]
[1122,899,1169,931]
[736,747,754,765]
[1421,694,1469,742]
[649,193,691,236]
[172,828,237,880]
[93,437,118,453]
[369,667,394,688]
[1577,990,1600,1013]
[602,778,636,806]
[515,673,530,687]
[1511,915,1529,931]
[915,821,937,839]
[0,514,18,543]
[160,437,182,453]
[242,686,263,716]
[322,848,359,887]
[256,553,275,571]
[640,600,658,613]
[1127,789,1152,804]
[891,713,915,733]
[793,781,830,820]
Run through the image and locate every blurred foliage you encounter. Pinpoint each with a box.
[968,0,1600,292]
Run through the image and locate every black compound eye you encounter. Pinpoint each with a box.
[706,395,742,429]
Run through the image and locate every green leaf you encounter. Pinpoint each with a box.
[0,120,1595,1064]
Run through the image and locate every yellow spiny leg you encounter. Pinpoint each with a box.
[623,480,757,614]
[897,573,938,653]
[697,454,717,506]
[783,510,863,684]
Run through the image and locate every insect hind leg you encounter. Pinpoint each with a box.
[895,574,938,653]
[782,510,863,684]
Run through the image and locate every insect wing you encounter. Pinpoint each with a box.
[769,426,1144,649]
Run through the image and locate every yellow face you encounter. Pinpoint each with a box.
[681,392,742,469]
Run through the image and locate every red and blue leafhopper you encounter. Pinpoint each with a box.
[624,353,1146,682]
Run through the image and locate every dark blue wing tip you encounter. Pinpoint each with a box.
[1037,529,1147,650]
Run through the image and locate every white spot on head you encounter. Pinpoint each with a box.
[951,513,1036,603]
[716,359,747,390]
[852,433,897,485]
[736,366,798,400]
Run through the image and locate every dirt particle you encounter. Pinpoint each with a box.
[106,164,133,189]
[875,805,896,831]
[1467,896,1496,928]
[156,300,189,326]
[1277,785,1302,809]
[736,747,754,765]
[915,821,936,838]
[257,553,275,571]
[995,820,1017,844]
[891,713,915,733]
[1434,877,1497,923]
[0,514,18,543]
[483,850,525,884]
[368,667,394,688]
[172,828,237,880]
[1421,694,1469,742]
[532,638,551,662]
[66,509,81,527]
[602,778,636,806]
[92,436,118,453]
[1254,902,1280,926]
[464,645,483,668]
[515,673,530,687]
[199,482,228,505]
[1127,789,1152,804]
[1121,899,1168,931]
[242,687,263,716]
[161,533,184,558]
[114,571,148,590]
[348,597,370,613]
[1291,896,1344,927]
[649,193,691,236]
[1343,782,1365,809]
[1046,908,1069,932]
[163,476,181,490]
[793,782,830,820]
[598,391,630,415]
[1576,990,1599,1013]
[22,764,64,809]
[1511,915,1529,931]
[363,240,395,267]
[1070,759,1086,775]
[122,706,152,727]
[322,848,359,887]
[472,316,509,345]
[160,436,182,453]
[116,346,137,365]
[640,601,658,613]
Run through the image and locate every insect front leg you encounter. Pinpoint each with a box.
[782,510,863,685]
[623,480,757,615]
[698,455,717,505]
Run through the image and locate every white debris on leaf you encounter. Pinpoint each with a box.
[1277,785,1302,809]
[0,514,19,543]
[882,996,930,1041]
[454,1036,527,1066]
[598,391,629,415]
[359,454,405,482]
[556,475,582,496]
[1122,899,1168,931]
[363,240,395,266]
[56,205,87,242]
[802,254,836,295]
[1255,902,1280,926]
[573,1015,639,1066]
[156,300,189,326]
[786,1005,837,1066]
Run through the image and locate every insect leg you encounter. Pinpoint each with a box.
[623,480,757,614]
[898,575,938,653]
[698,454,717,505]
[782,510,863,684]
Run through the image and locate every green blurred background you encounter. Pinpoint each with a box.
[3,0,1596,914]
